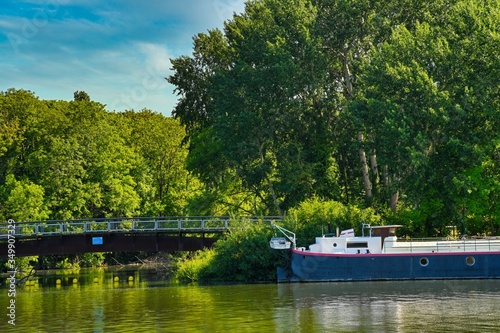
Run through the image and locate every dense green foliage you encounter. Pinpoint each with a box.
[0,89,201,220]
[176,218,283,283]
[169,0,500,236]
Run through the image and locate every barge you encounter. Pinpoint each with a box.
[271,224,500,282]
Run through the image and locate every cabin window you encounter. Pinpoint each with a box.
[333,243,337,247]
[420,257,429,267]
[346,242,368,248]
[466,256,475,266]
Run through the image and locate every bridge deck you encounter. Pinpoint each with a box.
[0,217,281,257]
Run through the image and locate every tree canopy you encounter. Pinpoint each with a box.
[0,89,200,220]
[169,0,500,235]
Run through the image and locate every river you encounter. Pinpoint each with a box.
[2,267,500,332]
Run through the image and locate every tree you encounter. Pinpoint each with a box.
[117,109,201,216]
[351,0,500,233]
[2,174,49,221]
[73,90,90,102]
[0,90,142,218]
[170,0,341,215]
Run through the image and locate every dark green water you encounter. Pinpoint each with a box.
[2,268,500,332]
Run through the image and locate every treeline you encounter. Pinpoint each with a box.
[168,0,500,236]
[0,89,200,220]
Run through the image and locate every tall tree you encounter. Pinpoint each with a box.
[169,0,340,214]
[314,0,454,206]
[351,0,500,233]
[168,0,500,231]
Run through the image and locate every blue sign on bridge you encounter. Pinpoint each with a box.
[92,237,103,245]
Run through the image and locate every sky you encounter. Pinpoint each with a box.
[0,0,246,115]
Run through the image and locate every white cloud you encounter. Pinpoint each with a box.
[212,0,246,22]
[137,42,172,75]
[0,0,246,115]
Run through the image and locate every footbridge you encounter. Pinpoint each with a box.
[0,216,281,258]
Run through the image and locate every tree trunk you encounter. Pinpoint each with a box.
[383,165,399,212]
[367,134,379,187]
[342,49,353,97]
[268,177,282,216]
[383,165,389,187]
[369,151,379,188]
[358,133,372,199]
[390,191,399,212]
[345,50,371,201]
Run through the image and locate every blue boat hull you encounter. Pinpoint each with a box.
[279,250,500,282]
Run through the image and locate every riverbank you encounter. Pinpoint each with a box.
[0,251,181,288]
[1,264,177,289]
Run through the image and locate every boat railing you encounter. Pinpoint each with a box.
[270,224,296,249]
[385,237,500,253]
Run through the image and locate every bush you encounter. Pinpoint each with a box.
[175,249,216,283]
[175,218,283,283]
[55,258,80,270]
[207,218,281,282]
[77,253,106,267]
[2,256,38,278]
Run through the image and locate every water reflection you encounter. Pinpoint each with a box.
[277,281,500,332]
[93,302,105,333]
[31,266,150,289]
[2,268,500,332]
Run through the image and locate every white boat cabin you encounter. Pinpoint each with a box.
[305,225,400,254]
[301,224,500,254]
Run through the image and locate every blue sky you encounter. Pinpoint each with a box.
[0,0,246,115]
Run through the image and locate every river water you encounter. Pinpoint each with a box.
[2,267,500,332]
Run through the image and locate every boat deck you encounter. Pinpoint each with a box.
[383,237,500,254]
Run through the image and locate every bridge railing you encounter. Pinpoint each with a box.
[0,216,282,238]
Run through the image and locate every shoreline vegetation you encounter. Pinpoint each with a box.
[2,0,500,283]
